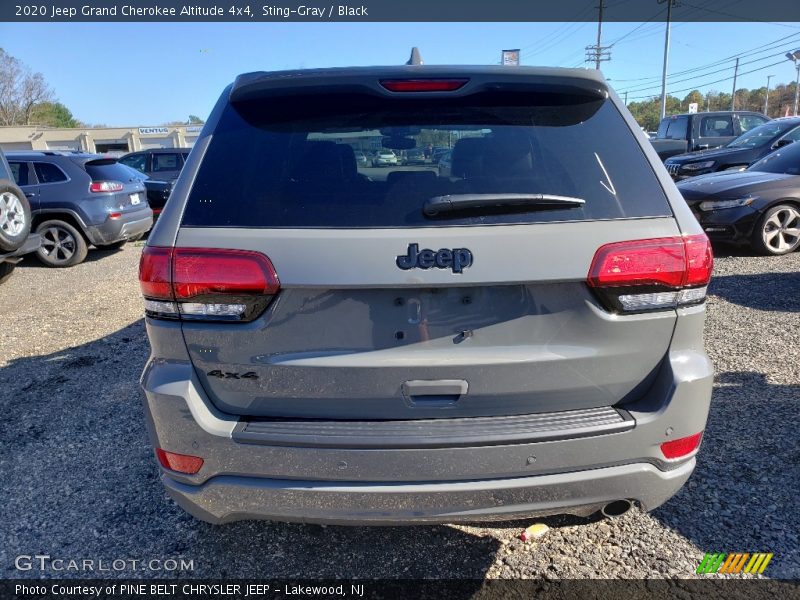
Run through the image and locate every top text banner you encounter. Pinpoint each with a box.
[3,0,800,22]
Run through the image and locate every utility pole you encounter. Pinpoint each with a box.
[764,75,774,116]
[658,0,674,120]
[730,58,739,111]
[624,91,628,105]
[585,2,610,70]
[595,1,604,70]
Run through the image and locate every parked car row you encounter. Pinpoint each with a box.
[0,146,191,283]
[649,111,800,256]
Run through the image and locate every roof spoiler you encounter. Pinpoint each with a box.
[229,66,609,104]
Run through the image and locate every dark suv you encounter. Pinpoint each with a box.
[140,66,714,525]
[0,146,40,283]
[6,152,153,267]
[118,148,190,181]
[119,148,190,219]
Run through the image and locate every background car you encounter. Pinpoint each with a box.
[677,140,800,255]
[437,150,452,177]
[119,148,189,219]
[0,145,39,284]
[665,117,800,180]
[354,151,368,167]
[650,111,769,161]
[430,146,450,165]
[402,148,427,165]
[5,151,152,267]
[372,149,398,166]
[118,148,190,181]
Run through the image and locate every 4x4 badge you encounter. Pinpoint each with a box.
[396,243,473,274]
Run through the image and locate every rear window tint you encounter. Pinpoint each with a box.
[82,160,134,181]
[182,94,671,228]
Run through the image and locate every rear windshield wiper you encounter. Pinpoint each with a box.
[423,193,586,217]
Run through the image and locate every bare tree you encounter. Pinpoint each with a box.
[0,48,54,126]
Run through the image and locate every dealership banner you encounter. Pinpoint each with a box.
[3,579,798,600]
[3,0,800,22]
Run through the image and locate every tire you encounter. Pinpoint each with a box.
[0,182,32,252]
[35,220,88,267]
[0,261,15,284]
[751,204,800,256]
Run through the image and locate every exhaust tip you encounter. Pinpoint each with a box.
[601,499,633,518]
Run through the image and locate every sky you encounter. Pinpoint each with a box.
[1,20,800,126]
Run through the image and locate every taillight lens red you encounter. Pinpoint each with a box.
[139,247,173,299]
[156,448,204,474]
[587,234,713,312]
[139,247,280,322]
[660,432,703,459]
[588,237,687,288]
[379,78,469,92]
[683,234,714,286]
[172,248,279,300]
[90,181,124,193]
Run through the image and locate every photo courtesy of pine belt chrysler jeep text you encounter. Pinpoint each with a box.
[139,66,714,524]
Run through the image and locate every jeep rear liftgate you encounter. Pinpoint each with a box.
[140,71,713,419]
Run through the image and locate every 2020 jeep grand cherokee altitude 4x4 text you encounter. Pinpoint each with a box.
[139,66,714,525]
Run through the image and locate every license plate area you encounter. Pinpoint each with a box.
[129,193,142,205]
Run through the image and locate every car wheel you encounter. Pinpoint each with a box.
[752,204,800,255]
[35,220,89,267]
[0,261,15,284]
[0,183,32,252]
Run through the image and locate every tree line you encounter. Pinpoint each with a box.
[627,83,799,132]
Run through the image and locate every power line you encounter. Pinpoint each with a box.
[626,58,788,101]
[612,31,800,84]
[679,2,800,29]
[619,50,793,95]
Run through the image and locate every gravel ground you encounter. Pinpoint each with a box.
[0,244,798,581]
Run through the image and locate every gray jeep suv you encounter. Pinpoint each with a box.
[140,66,714,524]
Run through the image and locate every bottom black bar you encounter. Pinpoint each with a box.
[2,579,798,600]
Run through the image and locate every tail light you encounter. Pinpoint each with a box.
[660,431,703,459]
[139,247,280,322]
[156,448,204,474]
[380,78,469,92]
[89,181,124,193]
[588,234,713,313]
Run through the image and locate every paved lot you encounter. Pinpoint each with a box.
[0,245,798,580]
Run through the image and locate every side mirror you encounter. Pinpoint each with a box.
[772,139,794,150]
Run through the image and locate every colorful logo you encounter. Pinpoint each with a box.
[696,552,773,574]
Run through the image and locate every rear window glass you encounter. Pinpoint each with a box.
[182,93,671,228]
[82,160,135,181]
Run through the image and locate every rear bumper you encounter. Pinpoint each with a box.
[163,460,694,525]
[0,233,41,262]
[85,208,153,245]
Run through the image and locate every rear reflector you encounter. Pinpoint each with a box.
[660,432,703,459]
[90,181,124,193]
[380,78,469,92]
[587,234,713,312]
[139,247,280,322]
[156,448,204,474]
